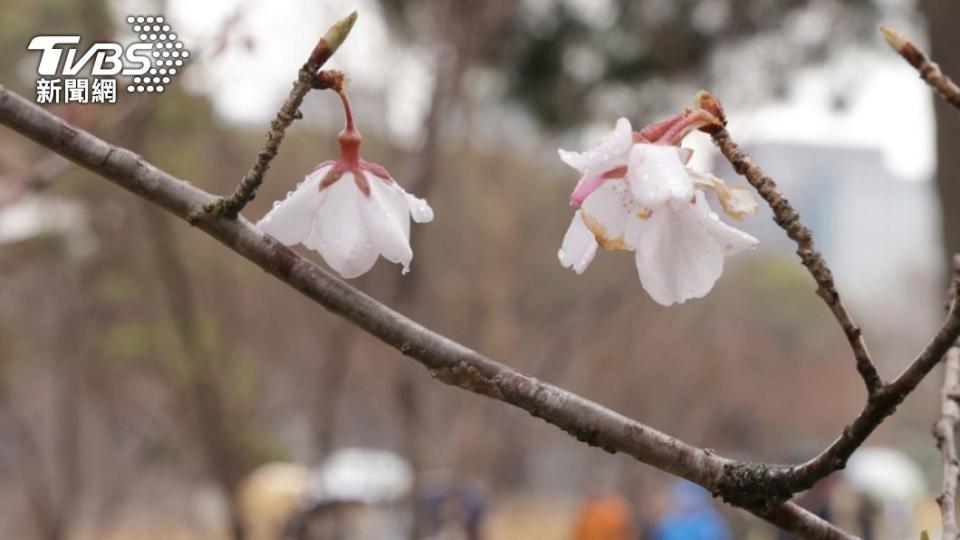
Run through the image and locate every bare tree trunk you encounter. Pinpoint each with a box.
[923,1,960,267]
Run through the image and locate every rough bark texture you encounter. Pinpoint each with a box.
[935,344,960,540]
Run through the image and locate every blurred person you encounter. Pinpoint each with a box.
[649,481,731,540]
[280,448,413,540]
[571,492,634,540]
[842,447,925,539]
[420,476,487,540]
[238,462,310,540]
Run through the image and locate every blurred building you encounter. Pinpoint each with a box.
[712,141,942,334]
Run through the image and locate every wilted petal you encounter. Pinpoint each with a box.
[633,199,725,306]
[304,173,379,279]
[690,191,758,254]
[559,210,598,274]
[690,170,758,220]
[256,166,329,245]
[627,144,694,208]
[558,117,632,175]
[580,179,631,250]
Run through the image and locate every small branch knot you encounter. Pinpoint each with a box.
[313,70,347,92]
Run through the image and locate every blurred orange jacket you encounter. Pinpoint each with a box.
[572,495,635,540]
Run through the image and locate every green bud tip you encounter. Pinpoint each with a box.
[325,11,358,52]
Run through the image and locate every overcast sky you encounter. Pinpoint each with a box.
[162,0,935,182]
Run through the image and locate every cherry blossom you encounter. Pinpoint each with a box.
[257,92,433,279]
[558,103,759,305]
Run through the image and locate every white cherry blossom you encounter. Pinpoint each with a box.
[558,113,759,306]
[256,91,433,279]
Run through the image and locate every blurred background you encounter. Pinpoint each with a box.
[1,0,959,538]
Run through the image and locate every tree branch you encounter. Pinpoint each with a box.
[0,84,854,540]
[882,26,960,111]
[702,111,960,493]
[781,256,960,494]
[204,11,357,219]
[935,342,960,540]
[701,109,882,396]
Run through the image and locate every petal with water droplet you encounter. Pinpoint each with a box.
[558,117,632,175]
[626,144,694,209]
[256,165,330,245]
[363,180,414,271]
[403,192,434,223]
[689,191,758,254]
[632,199,724,306]
[580,179,631,250]
[559,210,598,274]
[305,174,379,279]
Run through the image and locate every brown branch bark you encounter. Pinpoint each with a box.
[206,12,357,219]
[705,118,960,494]
[935,343,960,540]
[704,119,881,396]
[0,84,857,540]
[882,26,960,111]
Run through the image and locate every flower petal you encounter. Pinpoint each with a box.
[256,166,328,245]
[633,199,724,306]
[690,170,758,220]
[569,173,605,209]
[580,179,631,250]
[558,117,632,175]
[690,191,758,254]
[303,173,379,279]
[403,192,434,223]
[363,180,414,271]
[627,144,694,208]
[559,211,598,274]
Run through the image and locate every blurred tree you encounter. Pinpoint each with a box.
[921,0,960,274]
[382,0,882,129]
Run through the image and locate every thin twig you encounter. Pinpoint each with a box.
[699,94,960,497]
[699,95,882,396]
[935,342,960,540]
[881,26,960,111]
[0,84,857,540]
[781,255,960,493]
[203,11,357,219]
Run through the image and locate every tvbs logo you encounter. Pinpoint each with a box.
[28,15,190,105]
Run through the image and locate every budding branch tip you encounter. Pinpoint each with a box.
[309,11,358,67]
[693,90,726,131]
[880,26,925,69]
[880,26,907,52]
[326,11,358,51]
